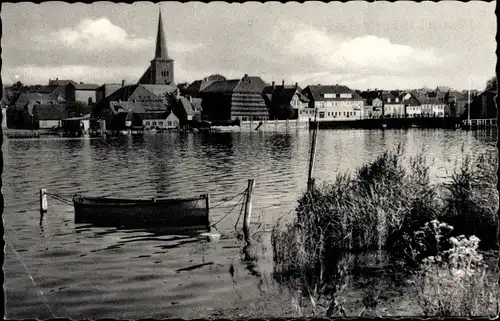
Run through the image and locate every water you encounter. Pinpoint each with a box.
[3,128,497,318]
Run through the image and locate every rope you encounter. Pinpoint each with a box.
[44,193,73,206]
[211,190,248,228]
[7,242,57,318]
[210,188,248,210]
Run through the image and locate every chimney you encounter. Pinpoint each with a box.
[282,79,285,86]
[56,77,59,86]
[272,81,275,89]
[122,79,125,87]
[295,82,298,89]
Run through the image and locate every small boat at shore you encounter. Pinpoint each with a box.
[73,194,210,229]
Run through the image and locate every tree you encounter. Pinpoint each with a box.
[485,75,497,91]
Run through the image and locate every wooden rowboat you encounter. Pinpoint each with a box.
[73,194,210,229]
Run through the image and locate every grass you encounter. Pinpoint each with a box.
[272,147,499,316]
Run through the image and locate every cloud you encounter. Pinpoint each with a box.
[287,26,440,72]
[51,18,152,50]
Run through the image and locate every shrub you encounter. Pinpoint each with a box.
[441,151,498,249]
[416,233,499,316]
[272,148,499,315]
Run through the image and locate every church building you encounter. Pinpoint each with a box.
[138,10,175,86]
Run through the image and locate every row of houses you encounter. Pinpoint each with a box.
[179,74,486,122]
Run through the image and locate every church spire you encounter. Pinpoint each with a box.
[155,8,168,59]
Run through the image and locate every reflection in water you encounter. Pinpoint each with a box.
[3,129,497,319]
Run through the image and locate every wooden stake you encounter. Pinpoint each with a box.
[40,189,47,214]
[243,179,255,244]
[307,108,319,191]
[205,194,211,232]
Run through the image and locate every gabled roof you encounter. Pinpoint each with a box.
[141,84,177,97]
[28,85,58,94]
[262,85,309,106]
[33,103,90,120]
[233,76,267,93]
[14,92,53,110]
[201,75,267,94]
[178,96,196,116]
[202,79,240,93]
[106,85,142,102]
[112,100,168,114]
[138,66,152,85]
[184,79,216,96]
[304,85,362,101]
[190,97,203,111]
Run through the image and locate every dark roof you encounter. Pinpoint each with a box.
[184,80,216,96]
[106,85,142,102]
[33,104,68,120]
[141,84,177,97]
[178,97,196,116]
[202,79,240,93]
[304,85,362,101]
[233,75,267,93]
[201,75,267,94]
[111,101,168,115]
[262,85,309,106]
[190,97,203,111]
[381,92,399,103]
[138,66,152,84]
[14,92,53,110]
[28,85,58,94]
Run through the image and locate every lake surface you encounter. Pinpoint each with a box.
[3,128,497,318]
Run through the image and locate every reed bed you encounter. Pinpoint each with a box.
[272,148,499,316]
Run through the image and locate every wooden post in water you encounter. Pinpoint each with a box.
[307,109,319,192]
[243,179,255,244]
[40,189,48,214]
[205,194,211,232]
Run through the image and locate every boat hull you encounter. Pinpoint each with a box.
[73,194,210,229]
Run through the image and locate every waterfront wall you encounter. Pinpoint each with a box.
[239,120,308,132]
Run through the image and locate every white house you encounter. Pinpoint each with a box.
[142,111,179,129]
[302,85,364,121]
[381,93,405,118]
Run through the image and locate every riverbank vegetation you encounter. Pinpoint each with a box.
[272,148,499,316]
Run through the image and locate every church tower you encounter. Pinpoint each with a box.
[138,9,174,85]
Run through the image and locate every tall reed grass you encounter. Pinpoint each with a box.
[272,148,498,316]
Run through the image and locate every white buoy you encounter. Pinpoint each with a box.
[40,189,48,214]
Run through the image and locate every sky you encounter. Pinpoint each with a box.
[1,1,497,91]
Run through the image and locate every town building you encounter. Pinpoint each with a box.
[200,74,269,121]
[183,74,227,99]
[418,95,449,118]
[401,92,422,117]
[138,10,174,86]
[96,83,123,103]
[32,103,91,129]
[302,85,364,121]
[262,81,310,120]
[66,82,100,105]
[381,92,404,118]
[470,87,497,119]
